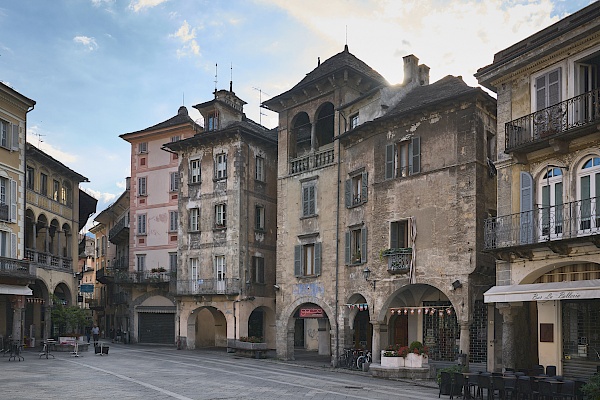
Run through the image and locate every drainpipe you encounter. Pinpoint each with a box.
[334,110,346,364]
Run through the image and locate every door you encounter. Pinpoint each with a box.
[575,62,598,125]
[393,314,409,347]
[138,313,175,344]
[534,68,562,137]
[539,167,563,239]
[215,256,225,293]
[294,318,305,348]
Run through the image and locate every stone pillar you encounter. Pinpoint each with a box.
[497,302,522,371]
[459,320,471,367]
[310,122,316,151]
[317,318,329,356]
[10,295,25,343]
[57,230,61,259]
[371,322,381,363]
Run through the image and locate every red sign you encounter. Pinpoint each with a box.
[299,307,324,318]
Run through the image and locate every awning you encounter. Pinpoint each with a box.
[134,306,176,314]
[0,284,33,296]
[484,279,600,303]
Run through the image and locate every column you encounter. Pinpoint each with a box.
[371,322,381,363]
[459,320,471,366]
[497,302,522,371]
[10,295,25,344]
[310,122,316,151]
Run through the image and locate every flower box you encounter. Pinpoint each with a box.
[227,339,267,351]
[405,353,428,368]
[380,351,405,368]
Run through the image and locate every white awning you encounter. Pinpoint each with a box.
[135,306,176,314]
[0,284,33,296]
[484,279,600,303]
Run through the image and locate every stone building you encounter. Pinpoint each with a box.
[0,82,35,344]
[264,46,497,369]
[164,87,278,350]
[119,106,196,344]
[476,2,600,378]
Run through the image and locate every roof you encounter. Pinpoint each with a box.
[26,142,89,182]
[78,189,98,232]
[0,82,36,108]
[263,45,388,108]
[120,106,199,139]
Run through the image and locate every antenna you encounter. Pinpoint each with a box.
[214,63,218,96]
[182,92,185,106]
[230,62,233,92]
[31,131,45,147]
[345,25,347,46]
[253,87,269,126]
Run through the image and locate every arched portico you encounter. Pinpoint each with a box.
[186,306,228,349]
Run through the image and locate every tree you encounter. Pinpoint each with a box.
[50,295,90,336]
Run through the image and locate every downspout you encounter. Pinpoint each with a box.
[334,110,346,364]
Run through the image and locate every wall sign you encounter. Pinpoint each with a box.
[540,323,554,343]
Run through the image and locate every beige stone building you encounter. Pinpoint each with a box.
[264,46,497,369]
[164,88,278,350]
[119,107,196,344]
[476,2,600,378]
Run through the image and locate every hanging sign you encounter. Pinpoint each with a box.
[299,307,324,318]
[79,284,94,293]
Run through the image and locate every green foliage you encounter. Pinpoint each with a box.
[581,374,600,399]
[409,340,429,356]
[50,295,90,336]
[436,365,464,384]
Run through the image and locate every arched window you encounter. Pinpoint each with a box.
[315,103,334,148]
[577,156,600,233]
[538,167,563,238]
[291,112,311,157]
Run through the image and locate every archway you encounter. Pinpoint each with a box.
[188,306,227,348]
[291,302,331,356]
[345,293,372,350]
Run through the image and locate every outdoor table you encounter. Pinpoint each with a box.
[8,341,23,361]
[39,340,56,359]
[462,372,480,399]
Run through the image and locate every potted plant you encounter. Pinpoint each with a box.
[581,373,600,399]
[405,341,429,368]
[380,344,409,368]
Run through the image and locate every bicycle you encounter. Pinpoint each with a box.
[356,350,372,370]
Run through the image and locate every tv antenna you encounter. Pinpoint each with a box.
[214,63,218,96]
[31,131,45,147]
[253,87,269,126]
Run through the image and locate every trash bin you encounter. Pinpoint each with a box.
[457,352,468,366]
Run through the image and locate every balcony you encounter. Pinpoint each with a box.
[381,248,412,274]
[96,267,113,284]
[112,291,128,305]
[289,146,335,175]
[0,203,8,222]
[0,256,35,279]
[484,197,600,254]
[109,215,130,244]
[25,249,72,272]
[112,256,129,270]
[177,278,241,296]
[505,89,600,154]
[113,271,171,285]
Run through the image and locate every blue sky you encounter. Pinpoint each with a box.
[0,0,594,228]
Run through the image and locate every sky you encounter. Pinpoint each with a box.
[0,0,595,230]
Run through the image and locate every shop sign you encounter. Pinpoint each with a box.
[531,291,582,301]
[299,307,324,318]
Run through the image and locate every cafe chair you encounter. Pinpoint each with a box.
[545,366,557,377]
[560,380,576,400]
[451,372,465,400]
[532,365,545,377]
[492,375,505,400]
[503,376,518,400]
[466,372,480,399]
[516,376,538,400]
[538,380,561,400]
[440,371,453,398]
[477,373,493,400]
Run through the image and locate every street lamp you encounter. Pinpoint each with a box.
[362,267,376,290]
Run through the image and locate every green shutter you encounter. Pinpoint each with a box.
[294,245,302,277]
[520,172,534,244]
[302,186,309,216]
[314,242,322,276]
[361,227,367,263]
[309,185,316,215]
[345,231,351,264]
[411,137,420,174]
[345,179,351,207]
[361,172,368,203]
[385,144,394,180]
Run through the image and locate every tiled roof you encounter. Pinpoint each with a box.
[120,106,199,137]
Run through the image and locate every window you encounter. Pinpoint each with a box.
[215,203,226,227]
[137,214,147,235]
[170,172,179,192]
[301,181,316,217]
[539,167,563,238]
[253,256,265,284]
[207,112,218,131]
[40,173,48,196]
[53,180,60,201]
[0,120,8,148]
[578,157,600,232]
[390,220,409,248]
[171,135,180,143]
[169,210,178,232]
[169,252,177,271]
[294,243,321,277]
[345,172,368,207]
[0,120,16,150]
[101,236,107,256]
[350,113,359,129]
[256,156,265,182]
[190,257,199,292]
[26,166,34,190]
[0,177,15,222]
[0,231,16,258]
[345,226,367,265]
[255,205,265,230]
[136,254,146,272]
[64,183,72,207]
[385,137,420,179]
[534,67,562,137]
[139,142,148,154]
[215,255,226,293]
[138,176,147,196]
[189,208,199,232]
[215,153,227,179]
[190,159,201,184]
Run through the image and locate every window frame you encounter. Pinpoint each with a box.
[255,204,265,231]
[169,252,177,271]
[137,213,147,235]
[138,176,147,196]
[26,166,34,190]
[345,226,367,265]
[138,142,148,154]
[256,156,265,182]
[136,254,146,272]
[215,203,227,228]
[345,171,368,207]
[189,208,199,232]
[294,242,322,277]
[170,172,179,192]
[385,137,420,180]
[169,210,178,232]
[190,159,201,184]
[253,256,265,284]
[52,180,60,202]
[301,181,317,218]
[350,113,359,129]
[215,153,227,180]
[40,173,48,196]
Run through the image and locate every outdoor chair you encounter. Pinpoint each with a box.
[451,372,465,400]
[545,366,556,377]
[516,376,538,400]
[492,375,505,400]
[440,371,453,398]
[560,380,575,400]
[503,376,518,400]
[477,373,493,400]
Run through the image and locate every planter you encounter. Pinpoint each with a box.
[405,353,427,368]
[380,354,405,368]
[227,339,267,351]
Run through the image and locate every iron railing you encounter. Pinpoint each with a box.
[177,278,241,295]
[0,256,35,278]
[484,197,600,249]
[113,271,171,284]
[381,248,412,274]
[505,89,600,152]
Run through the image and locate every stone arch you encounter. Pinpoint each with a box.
[314,102,334,148]
[344,293,372,350]
[246,305,276,346]
[290,111,311,157]
[186,306,228,349]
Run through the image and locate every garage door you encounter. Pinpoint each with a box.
[138,313,175,344]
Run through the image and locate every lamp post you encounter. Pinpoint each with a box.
[362,267,376,289]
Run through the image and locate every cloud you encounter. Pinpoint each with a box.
[171,20,201,57]
[129,0,169,12]
[83,188,117,204]
[73,36,99,51]
[29,140,78,165]
[90,0,115,6]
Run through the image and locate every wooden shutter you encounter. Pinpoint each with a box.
[548,68,561,107]
[536,75,547,111]
[308,185,315,215]
[302,186,309,216]
[360,227,367,263]
[361,172,368,202]
[11,233,17,258]
[345,231,351,264]
[390,222,398,249]
[411,137,420,174]
[385,144,394,179]
[9,178,17,222]
[536,68,561,110]
[520,172,534,244]
[11,124,19,150]
[294,245,302,277]
[314,242,321,276]
[344,179,351,207]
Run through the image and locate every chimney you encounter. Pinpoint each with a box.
[418,64,430,86]
[403,54,419,85]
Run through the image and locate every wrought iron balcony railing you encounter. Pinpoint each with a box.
[0,256,35,278]
[177,278,241,296]
[505,89,600,152]
[113,271,171,284]
[109,214,130,244]
[381,248,412,274]
[484,197,600,250]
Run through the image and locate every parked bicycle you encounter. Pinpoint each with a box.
[356,350,372,370]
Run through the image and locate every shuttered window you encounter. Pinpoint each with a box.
[345,227,367,265]
[302,182,316,217]
[385,137,420,179]
[535,68,561,111]
[345,172,368,207]
[294,243,321,276]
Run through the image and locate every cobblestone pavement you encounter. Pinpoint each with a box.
[1,344,441,400]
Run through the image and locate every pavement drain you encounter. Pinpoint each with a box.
[344,386,363,389]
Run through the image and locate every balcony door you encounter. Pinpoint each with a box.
[574,56,599,125]
[191,258,198,293]
[215,256,225,294]
[538,167,563,240]
[534,68,563,138]
[577,157,600,235]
